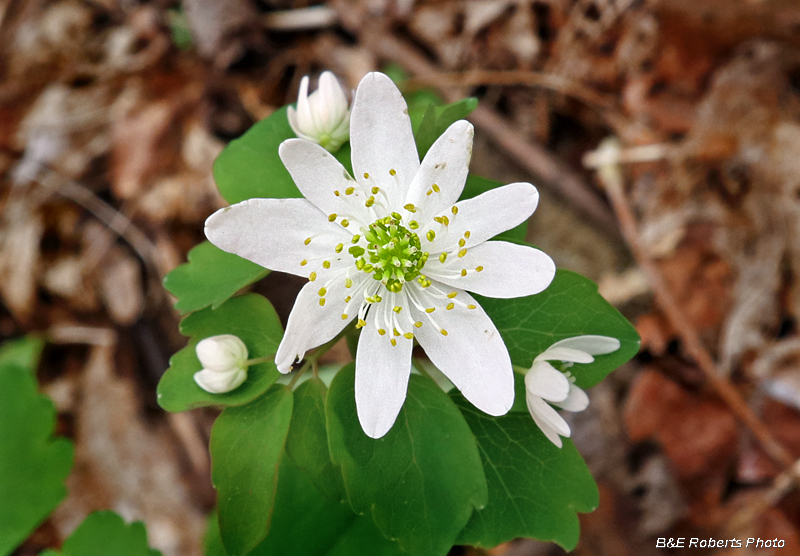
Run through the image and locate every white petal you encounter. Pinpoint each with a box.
[296,75,316,134]
[553,383,589,412]
[525,361,570,402]
[287,105,302,137]
[534,347,594,364]
[526,394,569,447]
[205,198,351,278]
[279,139,371,225]
[424,182,539,253]
[410,287,514,416]
[195,334,248,371]
[549,335,621,356]
[274,274,363,372]
[351,72,419,208]
[194,367,247,394]
[355,311,413,439]
[405,120,473,223]
[424,241,555,299]
[318,71,348,130]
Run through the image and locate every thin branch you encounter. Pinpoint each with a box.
[588,137,795,470]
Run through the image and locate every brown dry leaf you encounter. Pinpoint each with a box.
[97,248,144,326]
[624,369,738,479]
[0,197,43,321]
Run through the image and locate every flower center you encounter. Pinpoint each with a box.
[349,213,429,293]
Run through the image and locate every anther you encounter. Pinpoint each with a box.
[341,219,350,227]
[409,221,419,230]
[371,186,379,194]
[378,328,386,335]
[476,265,484,272]
[414,321,423,328]
[425,308,435,313]
[356,319,367,328]
[447,291,457,299]
[393,306,402,313]
[446,302,455,310]
[461,269,467,276]
[389,169,397,176]
[334,190,340,196]
[322,261,331,269]
[458,238,466,247]
[432,183,440,193]
[341,314,348,320]
[319,298,326,307]
[464,231,471,238]
[300,259,308,266]
[458,248,467,258]
[404,203,417,212]
[335,243,343,253]
[344,296,351,302]
[403,332,414,340]
[467,304,477,310]
[345,278,353,288]
[365,197,375,207]
[426,230,436,241]
[304,237,312,245]
[345,186,355,195]
[451,206,458,215]
[318,287,327,296]
[439,253,447,263]
[364,172,370,179]
[309,272,317,282]
[440,328,448,336]
[391,339,397,346]
[328,213,337,222]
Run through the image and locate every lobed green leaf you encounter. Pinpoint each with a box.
[157,294,283,412]
[40,511,161,556]
[453,394,598,551]
[164,241,269,315]
[0,343,72,556]
[478,268,640,389]
[211,385,294,556]
[327,364,487,556]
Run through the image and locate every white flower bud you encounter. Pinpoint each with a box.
[193,334,249,394]
[287,71,351,152]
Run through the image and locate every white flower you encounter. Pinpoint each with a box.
[193,334,249,394]
[206,72,556,438]
[287,71,351,153]
[525,335,620,447]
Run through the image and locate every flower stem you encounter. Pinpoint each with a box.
[244,354,275,366]
[412,357,434,381]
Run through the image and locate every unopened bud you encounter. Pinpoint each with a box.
[193,334,248,393]
[287,71,351,152]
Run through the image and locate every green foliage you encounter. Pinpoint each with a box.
[0,335,44,372]
[167,8,192,51]
[164,241,269,315]
[284,379,346,502]
[211,385,294,556]
[40,511,161,556]
[0,341,72,556]
[327,364,487,556]
[478,268,641,389]
[212,107,353,205]
[157,294,283,412]
[415,98,478,158]
[453,395,598,551]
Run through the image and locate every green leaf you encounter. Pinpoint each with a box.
[453,395,598,551]
[0,363,73,556]
[460,175,528,242]
[157,294,283,412]
[414,98,478,158]
[164,241,269,315]
[213,107,300,204]
[213,109,353,205]
[40,511,162,556]
[327,364,487,556]
[478,268,640,389]
[211,385,294,556]
[284,378,347,502]
[0,335,44,372]
[204,460,405,556]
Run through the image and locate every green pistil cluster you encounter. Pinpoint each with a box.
[349,213,429,293]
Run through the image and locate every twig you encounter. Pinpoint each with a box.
[262,6,338,31]
[406,70,616,111]
[588,137,795,470]
[331,14,621,238]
